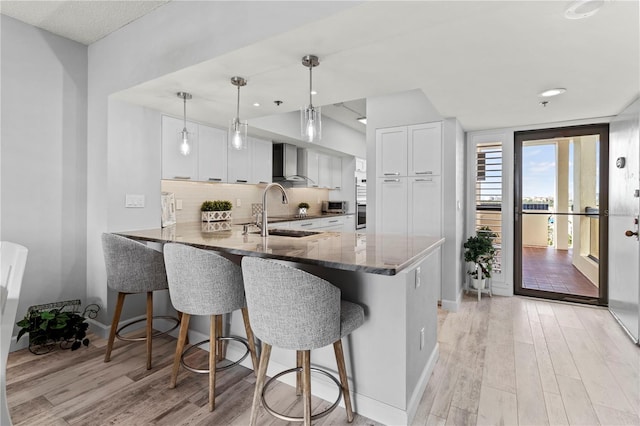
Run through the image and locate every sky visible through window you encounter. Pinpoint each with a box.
[522,144,557,199]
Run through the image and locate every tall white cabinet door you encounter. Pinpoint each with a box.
[409,176,442,237]
[251,137,272,184]
[331,156,342,189]
[162,115,198,180]
[198,125,227,182]
[408,122,442,177]
[376,126,407,177]
[318,153,332,188]
[376,178,408,235]
[227,145,251,184]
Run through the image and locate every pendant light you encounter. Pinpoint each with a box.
[301,55,321,143]
[229,76,248,150]
[176,92,192,156]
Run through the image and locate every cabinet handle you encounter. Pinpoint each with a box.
[259,181,269,184]
[329,220,339,223]
[384,172,400,176]
[236,179,247,183]
[415,171,433,175]
[208,178,222,182]
[384,179,401,183]
[311,185,319,188]
[301,223,313,227]
[174,176,191,180]
[415,178,433,182]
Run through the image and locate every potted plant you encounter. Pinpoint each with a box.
[16,300,99,355]
[297,202,310,217]
[463,226,497,290]
[201,200,233,222]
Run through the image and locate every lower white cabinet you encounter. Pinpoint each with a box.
[408,176,442,237]
[376,177,442,237]
[376,178,408,236]
[282,215,353,232]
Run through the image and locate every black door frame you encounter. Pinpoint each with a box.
[514,123,609,306]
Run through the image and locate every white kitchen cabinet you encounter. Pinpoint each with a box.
[198,125,227,182]
[355,157,366,172]
[318,153,332,188]
[376,177,408,235]
[342,214,355,232]
[227,144,251,184]
[408,122,442,177]
[331,156,342,189]
[297,149,320,187]
[250,137,272,184]
[376,126,407,177]
[408,176,442,237]
[162,115,198,180]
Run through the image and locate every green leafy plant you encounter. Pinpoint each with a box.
[298,202,310,209]
[464,226,497,279]
[201,200,233,212]
[17,305,91,354]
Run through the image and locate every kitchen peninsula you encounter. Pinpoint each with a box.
[116,223,443,425]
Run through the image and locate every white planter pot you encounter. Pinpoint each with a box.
[471,278,486,290]
[201,210,232,222]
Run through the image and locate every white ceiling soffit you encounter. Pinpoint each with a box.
[0,0,170,45]
[110,1,636,132]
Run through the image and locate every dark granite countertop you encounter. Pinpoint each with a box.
[116,222,443,276]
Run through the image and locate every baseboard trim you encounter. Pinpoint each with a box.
[441,288,463,312]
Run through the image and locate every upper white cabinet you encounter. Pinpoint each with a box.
[408,122,442,176]
[228,137,273,184]
[298,149,342,189]
[198,125,227,182]
[355,157,366,172]
[331,156,342,189]
[162,115,198,180]
[251,137,272,184]
[376,126,407,177]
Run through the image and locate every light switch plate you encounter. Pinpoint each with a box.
[125,194,145,208]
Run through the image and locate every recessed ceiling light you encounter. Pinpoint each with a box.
[564,0,604,20]
[539,88,567,97]
[253,102,260,107]
[310,90,318,95]
[357,117,367,124]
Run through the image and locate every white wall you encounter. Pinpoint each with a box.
[1,15,88,340]
[440,118,466,310]
[86,1,358,322]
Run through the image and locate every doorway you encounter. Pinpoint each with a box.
[514,124,609,305]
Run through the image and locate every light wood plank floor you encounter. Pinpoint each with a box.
[7,295,640,425]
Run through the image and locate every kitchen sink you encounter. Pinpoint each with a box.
[252,229,322,238]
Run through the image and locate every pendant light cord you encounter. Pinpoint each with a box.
[182,94,187,131]
[236,84,241,122]
[309,65,313,108]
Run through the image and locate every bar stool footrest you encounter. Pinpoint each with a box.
[115,315,180,342]
[181,336,250,374]
[261,367,343,422]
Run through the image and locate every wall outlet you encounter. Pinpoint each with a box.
[176,199,183,210]
[236,198,242,207]
[125,194,145,208]
[420,327,425,350]
[415,267,421,288]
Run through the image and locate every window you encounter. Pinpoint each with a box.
[475,143,503,274]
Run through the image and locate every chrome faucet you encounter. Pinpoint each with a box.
[261,182,289,237]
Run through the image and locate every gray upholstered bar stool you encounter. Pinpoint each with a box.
[241,257,364,426]
[101,233,180,370]
[163,243,259,412]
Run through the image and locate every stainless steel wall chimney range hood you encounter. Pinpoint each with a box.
[272,143,308,183]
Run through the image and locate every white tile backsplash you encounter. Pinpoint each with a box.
[161,180,329,223]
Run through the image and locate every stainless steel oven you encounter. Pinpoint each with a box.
[356,203,366,229]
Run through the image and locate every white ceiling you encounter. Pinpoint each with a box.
[0,0,169,45]
[2,1,639,135]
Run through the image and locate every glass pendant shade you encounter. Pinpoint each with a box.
[176,91,193,156]
[178,128,192,156]
[229,76,248,150]
[300,55,321,143]
[301,105,321,143]
[229,118,248,150]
